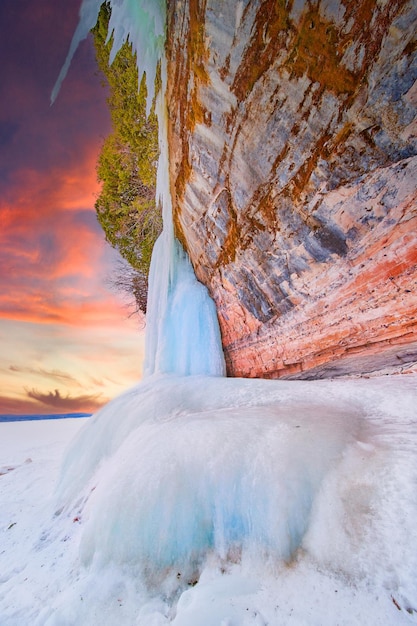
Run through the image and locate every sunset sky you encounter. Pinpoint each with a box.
[0,0,145,414]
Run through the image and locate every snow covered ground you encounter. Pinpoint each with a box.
[1,374,417,625]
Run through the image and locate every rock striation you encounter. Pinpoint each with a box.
[166,0,417,378]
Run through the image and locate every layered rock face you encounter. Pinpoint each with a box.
[166,0,417,378]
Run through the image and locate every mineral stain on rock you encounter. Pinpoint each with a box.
[167,0,417,378]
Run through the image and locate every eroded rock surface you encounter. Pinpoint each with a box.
[167,0,417,378]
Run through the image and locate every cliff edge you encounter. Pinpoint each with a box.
[167,0,417,379]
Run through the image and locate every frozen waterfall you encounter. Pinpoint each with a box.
[143,77,225,377]
[46,2,417,624]
[53,0,225,378]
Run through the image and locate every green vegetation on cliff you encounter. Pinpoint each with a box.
[92,3,162,312]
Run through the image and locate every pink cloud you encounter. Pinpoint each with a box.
[0,149,134,327]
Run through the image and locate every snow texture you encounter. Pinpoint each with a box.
[1,375,417,624]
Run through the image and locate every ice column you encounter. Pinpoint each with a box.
[144,67,225,377]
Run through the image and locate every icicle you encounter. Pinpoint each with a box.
[52,0,165,114]
[105,0,165,115]
[51,0,102,104]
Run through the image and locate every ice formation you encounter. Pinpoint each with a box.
[143,36,225,376]
[58,376,360,571]
[47,1,417,623]
[55,375,417,621]
[143,94,225,376]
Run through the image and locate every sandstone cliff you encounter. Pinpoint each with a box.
[166,0,417,379]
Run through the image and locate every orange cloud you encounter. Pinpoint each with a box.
[0,394,56,415]
[9,365,82,387]
[0,391,105,415]
[26,387,106,413]
[0,316,144,415]
[0,147,137,328]
[0,292,135,327]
